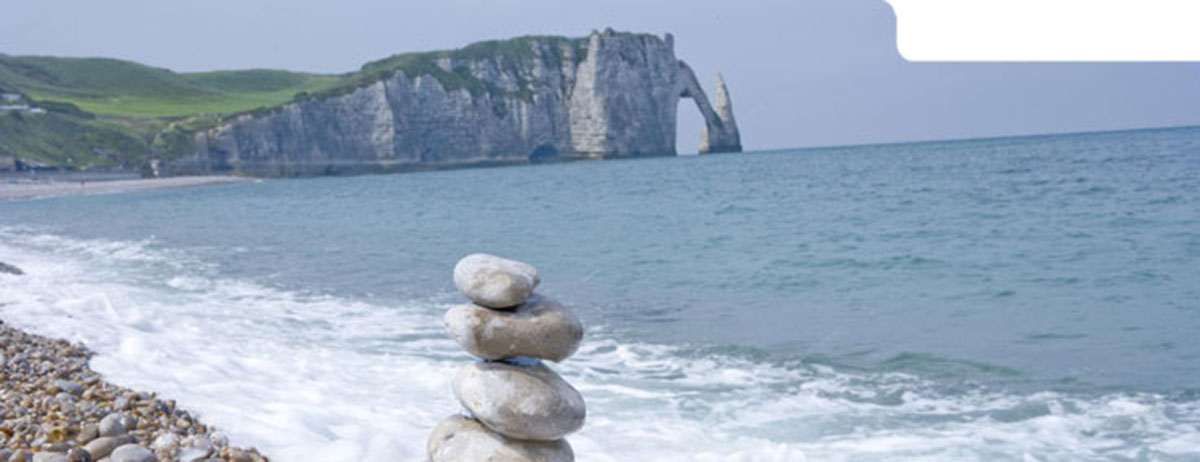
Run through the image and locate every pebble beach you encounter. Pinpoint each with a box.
[0,177,250,202]
[0,318,269,462]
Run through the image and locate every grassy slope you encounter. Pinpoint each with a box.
[0,55,343,166]
[0,33,620,168]
[0,56,341,118]
[0,110,148,167]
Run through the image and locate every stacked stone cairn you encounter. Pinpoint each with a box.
[427,254,585,462]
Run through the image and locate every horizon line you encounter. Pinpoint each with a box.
[740,123,1199,155]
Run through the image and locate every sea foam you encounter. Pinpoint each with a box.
[1,228,1197,461]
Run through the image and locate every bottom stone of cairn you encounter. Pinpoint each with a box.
[427,415,573,462]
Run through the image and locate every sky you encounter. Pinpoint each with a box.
[3,0,1199,151]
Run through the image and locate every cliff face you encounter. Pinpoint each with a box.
[172,30,741,176]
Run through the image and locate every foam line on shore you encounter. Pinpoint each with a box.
[1,228,1198,461]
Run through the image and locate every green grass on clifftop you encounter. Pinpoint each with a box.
[0,56,341,118]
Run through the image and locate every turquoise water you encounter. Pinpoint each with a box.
[2,126,1199,461]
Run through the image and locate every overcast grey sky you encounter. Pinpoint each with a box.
[4,0,1199,151]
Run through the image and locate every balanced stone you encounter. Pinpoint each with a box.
[427,415,574,462]
[453,361,585,441]
[445,295,583,362]
[454,253,540,308]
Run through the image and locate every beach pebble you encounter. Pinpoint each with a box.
[453,361,585,441]
[65,449,91,462]
[84,436,132,460]
[221,447,264,462]
[98,414,126,437]
[108,445,153,462]
[0,450,12,462]
[150,432,179,452]
[453,254,540,308]
[116,414,137,432]
[207,432,230,448]
[427,415,574,462]
[111,395,132,412]
[76,423,99,443]
[30,453,67,462]
[445,295,583,361]
[10,450,32,462]
[51,380,84,396]
[177,435,214,462]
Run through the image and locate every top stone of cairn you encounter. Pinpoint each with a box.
[453,253,540,308]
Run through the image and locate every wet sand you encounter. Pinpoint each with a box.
[0,176,251,201]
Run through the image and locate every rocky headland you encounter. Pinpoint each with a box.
[2,30,740,177]
[171,30,741,176]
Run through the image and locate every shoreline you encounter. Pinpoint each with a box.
[0,318,269,462]
[0,176,252,202]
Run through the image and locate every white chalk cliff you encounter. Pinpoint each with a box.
[172,30,741,176]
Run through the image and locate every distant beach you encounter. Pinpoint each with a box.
[0,176,251,201]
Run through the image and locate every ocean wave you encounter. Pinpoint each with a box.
[1,228,1197,461]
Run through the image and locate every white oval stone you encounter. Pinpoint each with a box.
[453,361,585,441]
[427,415,573,462]
[453,253,540,308]
[109,445,154,462]
[445,295,583,362]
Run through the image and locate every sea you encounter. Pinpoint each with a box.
[1,126,1198,461]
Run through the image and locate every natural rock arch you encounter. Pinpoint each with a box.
[176,32,742,176]
[676,62,742,154]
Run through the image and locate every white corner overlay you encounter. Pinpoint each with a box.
[886,0,1200,61]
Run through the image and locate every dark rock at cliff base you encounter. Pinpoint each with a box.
[0,261,23,275]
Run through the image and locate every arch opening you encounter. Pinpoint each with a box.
[675,61,741,154]
[675,98,705,156]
